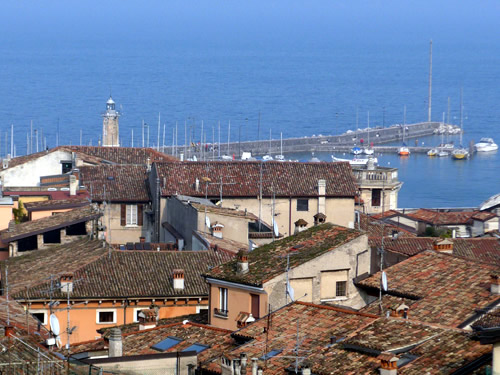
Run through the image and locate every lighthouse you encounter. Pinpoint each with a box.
[102,96,120,147]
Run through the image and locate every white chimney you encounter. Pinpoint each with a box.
[302,367,311,375]
[233,359,241,375]
[138,309,157,330]
[108,328,123,357]
[195,178,200,192]
[173,269,185,290]
[318,179,326,214]
[236,250,249,274]
[251,358,258,375]
[491,275,500,295]
[180,153,184,161]
[60,273,73,294]
[69,175,77,196]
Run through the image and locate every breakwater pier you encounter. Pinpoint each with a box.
[163,121,460,159]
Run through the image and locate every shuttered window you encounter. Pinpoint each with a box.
[320,270,349,299]
[121,204,143,226]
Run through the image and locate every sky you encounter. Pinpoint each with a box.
[1,1,499,48]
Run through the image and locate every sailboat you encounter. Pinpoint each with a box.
[398,106,410,156]
[363,111,374,155]
[262,129,274,161]
[275,132,285,161]
[451,89,469,160]
[428,113,445,156]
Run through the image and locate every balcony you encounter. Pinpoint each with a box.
[213,308,229,319]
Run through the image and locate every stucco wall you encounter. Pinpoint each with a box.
[100,203,148,244]
[30,208,73,221]
[196,211,250,245]
[0,205,14,230]
[0,150,73,187]
[264,234,370,311]
[165,198,198,249]
[99,354,196,375]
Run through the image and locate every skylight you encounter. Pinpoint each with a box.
[152,337,183,352]
[260,349,282,360]
[182,343,209,354]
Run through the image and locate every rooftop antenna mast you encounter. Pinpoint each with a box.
[10,124,14,157]
[379,179,386,315]
[428,39,433,123]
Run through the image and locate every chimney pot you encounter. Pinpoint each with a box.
[378,352,398,375]
[4,325,13,337]
[173,269,185,290]
[140,236,146,243]
[251,358,258,375]
[69,175,77,196]
[240,353,248,368]
[236,250,249,274]
[108,328,123,357]
[302,367,311,375]
[60,273,74,294]
[257,369,263,375]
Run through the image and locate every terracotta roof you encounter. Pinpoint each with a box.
[371,210,400,220]
[70,322,234,362]
[24,198,89,212]
[5,239,232,300]
[79,165,150,202]
[155,161,357,198]
[1,205,101,242]
[357,251,500,327]
[369,237,434,256]
[359,213,415,239]
[4,146,177,170]
[190,203,259,221]
[406,208,497,225]
[195,231,247,255]
[472,310,500,329]
[205,223,363,287]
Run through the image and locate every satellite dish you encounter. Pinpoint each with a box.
[206,216,211,229]
[273,220,279,237]
[381,271,388,292]
[50,314,60,337]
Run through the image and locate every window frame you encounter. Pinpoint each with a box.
[296,199,309,212]
[372,189,382,207]
[96,309,117,324]
[335,281,347,297]
[29,310,47,325]
[126,204,138,226]
[219,287,228,311]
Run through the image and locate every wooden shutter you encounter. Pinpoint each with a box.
[120,204,126,226]
[251,294,260,318]
[137,204,143,226]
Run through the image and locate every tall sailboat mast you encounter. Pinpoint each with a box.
[428,39,433,123]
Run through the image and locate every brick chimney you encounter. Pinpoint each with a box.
[491,275,500,295]
[138,309,157,330]
[433,238,453,253]
[4,325,14,337]
[236,250,249,274]
[60,273,74,294]
[378,352,398,375]
[173,269,185,290]
[108,328,122,357]
[313,212,327,226]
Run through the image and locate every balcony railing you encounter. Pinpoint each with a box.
[214,308,229,318]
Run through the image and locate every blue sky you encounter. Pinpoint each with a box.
[2,1,499,47]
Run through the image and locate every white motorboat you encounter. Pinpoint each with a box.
[475,138,498,152]
[427,148,438,156]
[437,150,449,157]
[221,155,233,161]
[275,154,285,161]
[262,155,273,161]
[351,146,362,155]
[363,147,374,155]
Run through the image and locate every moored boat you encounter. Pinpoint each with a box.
[475,138,498,152]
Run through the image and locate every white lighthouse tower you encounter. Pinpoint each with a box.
[102,96,120,147]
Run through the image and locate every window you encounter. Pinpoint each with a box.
[30,310,47,325]
[96,310,116,324]
[152,337,183,352]
[126,205,138,225]
[260,349,282,360]
[372,189,381,207]
[215,287,228,317]
[61,162,72,174]
[133,308,144,322]
[336,281,347,297]
[296,199,309,212]
[182,343,209,354]
[320,270,349,300]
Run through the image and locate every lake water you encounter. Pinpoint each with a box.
[0,39,499,208]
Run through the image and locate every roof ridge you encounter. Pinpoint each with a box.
[295,301,379,318]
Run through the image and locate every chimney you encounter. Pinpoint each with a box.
[2,159,8,169]
[69,175,77,196]
[251,358,258,375]
[108,328,123,357]
[378,352,398,375]
[60,273,73,294]
[491,275,500,295]
[140,236,146,243]
[138,309,157,330]
[367,158,376,170]
[146,157,151,172]
[257,369,263,375]
[180,153,184,161]
[236,250,249,274]
[302,367,311,375]
[317,179,326,215]
[195,178,200,192]
[233,359,241,375]
[313,213,327,226]
[173,269,185,290]
[211,223,224,239]
[433,238,453,253]
[4,325,14,337]
[240,353,248,368]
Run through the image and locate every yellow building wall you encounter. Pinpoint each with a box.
[0,205,14,231]
[31,208,73,221]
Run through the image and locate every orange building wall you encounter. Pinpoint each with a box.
[0,205,14,231]
[30,208,73,221]
[28,298,208,345]
[209,284,268,331]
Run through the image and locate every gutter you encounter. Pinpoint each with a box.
[204,277,265,293]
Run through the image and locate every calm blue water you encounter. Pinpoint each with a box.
[0,38,499,208]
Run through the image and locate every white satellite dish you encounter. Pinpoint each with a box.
[206,216,211,229]
[381,271,388,292]
[50,314,60,337]
[273,220,279,238]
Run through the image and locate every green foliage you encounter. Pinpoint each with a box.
[12,201,27,224]
[421,226,452,238]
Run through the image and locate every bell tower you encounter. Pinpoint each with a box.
[102,96,120,147]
